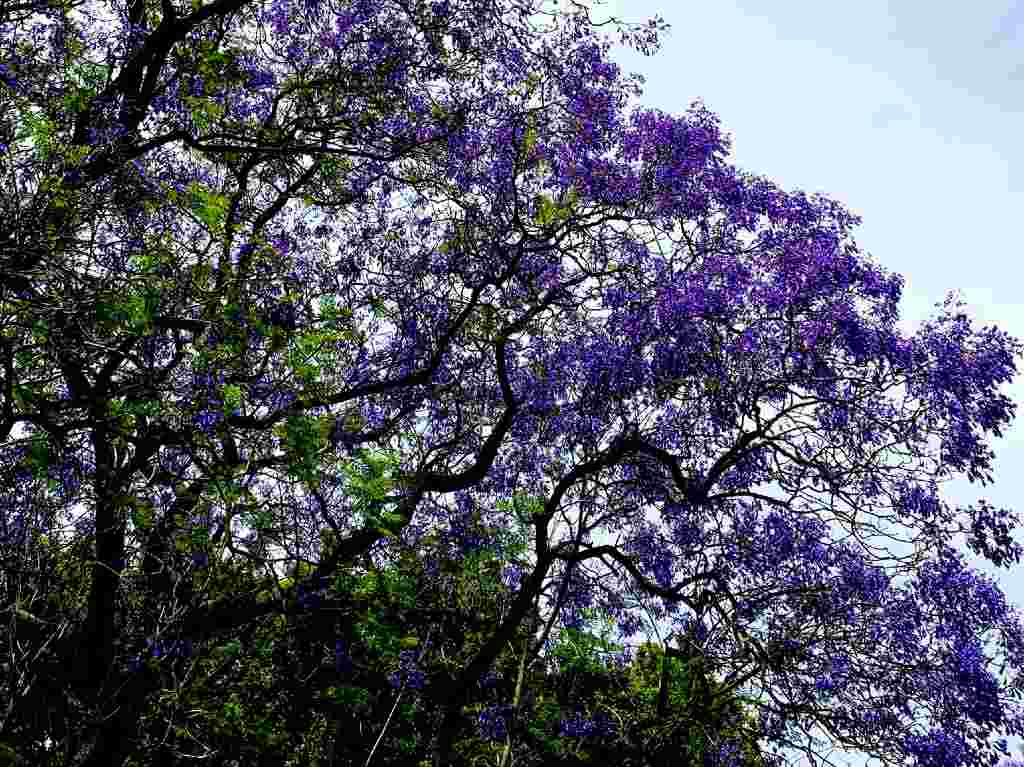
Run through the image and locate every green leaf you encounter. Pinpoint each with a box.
[533,188,578,227]
[186,183,230,233]
[0,741,23,767]
[242,507,275,530]
[534,194,555,225]
[277,413,329,485]
[131,505,154,531]
[190,262,212,291]
[191,525,209,547]
[520,114,539,163]
[124,398,162,417]
[334,685,369,706]
[209,478,244,504]
[319,294,339,319]
[31,318,49,341]
[220,640,242,659]
[221,384,243,416]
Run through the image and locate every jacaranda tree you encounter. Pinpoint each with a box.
[2,0,1024,765]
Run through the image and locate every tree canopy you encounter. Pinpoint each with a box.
[2,0,1024,765]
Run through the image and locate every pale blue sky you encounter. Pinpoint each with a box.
[584,0,1024,763]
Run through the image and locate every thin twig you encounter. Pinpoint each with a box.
[364,687,403,767]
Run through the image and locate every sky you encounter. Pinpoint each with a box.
[576,0,1024,763]
[9,0,1024,763]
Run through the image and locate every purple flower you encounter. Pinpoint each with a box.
[476,704,514,741]
[193,409,223,433]
[389,649,426,690]
[478,669,501,689]
[559,708,616,738]
[335,639,353,674]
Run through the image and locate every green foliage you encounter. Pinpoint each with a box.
[20,432,52,481]
[130,502,154,532]
[532,187,579,227]
[494,491,545,528]
[129,245,176,278]
[14,107,57,161]
[62,58,110,113]
[26,473,771,767]
[275,414,328,486]
[318,294,338,319]
[122,397,163,418]
[219,384,243,416]
[548,609,624,677]
[285,328,347,385]
[182,95,226,134]
[518,113,539,166]
[94,284,161,335]
[0,426,772,767]
[127,559,324,765]
[338,446,403,527]
[185,182,230,234]
[316,155,352,180]
[332,684,370,707]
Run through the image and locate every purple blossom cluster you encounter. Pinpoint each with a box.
[476,703,515,742]
[477,668,501,689]
[947,639,1003,727]
[335,639,354,674]
[903,729,969,767]
[149,637,193,659]
[296,575,329,611]
[963,499,1024,569]
[915,547,1009,640]
[558,707,617,738]
[248,377,297,412]
[387,649,426,691]
[127,637,194,670]
[432,492,507,556]
[705,740,742,767]
[180,369,228,436]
